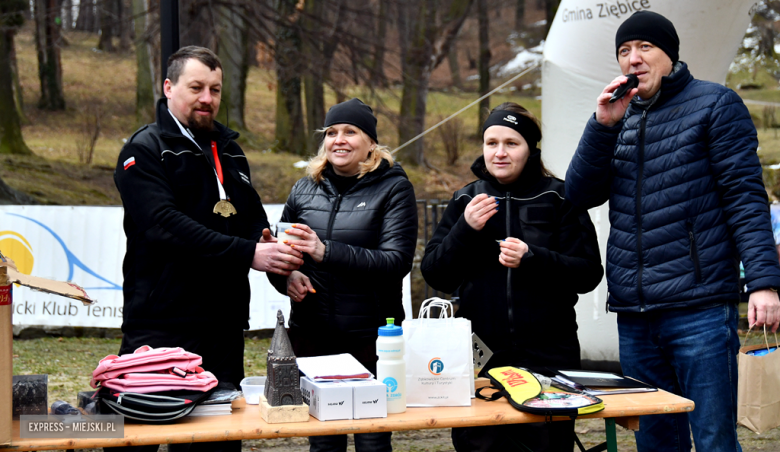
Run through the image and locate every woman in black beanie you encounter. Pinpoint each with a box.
[268,98,418,452]
[422,102,603,452]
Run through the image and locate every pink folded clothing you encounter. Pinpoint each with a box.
[102,370,219,393]
[91,345,216,392]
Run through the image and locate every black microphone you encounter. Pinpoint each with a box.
[609,74,639,103]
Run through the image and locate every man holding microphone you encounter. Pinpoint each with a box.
[566,11,780,452]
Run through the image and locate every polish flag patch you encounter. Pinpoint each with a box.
[123,157,136,170]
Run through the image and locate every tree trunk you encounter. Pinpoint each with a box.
[274,0,306,155]
[397,0,475,165]
[396,0,410,78]
[9,34,27,124]
[118,0,132,51]
[369,0,388,88]
[448,41,461,89]
[34,0,66,110]
[181,0,216,49]
[302,0,326,152]
[0,174,36,205]
[75,0,95,32]
[544,0,558,36]
[217,1,249,131]
[133,0,155,126]
[476,0,490,136]
[62,0,72,30]
[514,0,525,32]
[98,0,115,51]
[0,30,32,155]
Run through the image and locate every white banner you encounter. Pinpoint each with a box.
[541,0,756,363]
[0,206,411,330]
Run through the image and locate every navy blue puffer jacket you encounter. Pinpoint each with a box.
[566,63,780,313]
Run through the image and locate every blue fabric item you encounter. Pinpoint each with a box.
[617,303,742,452]
[566,62,780,313]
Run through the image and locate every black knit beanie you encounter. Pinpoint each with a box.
[323,98,378,143]
[615,11,679,63]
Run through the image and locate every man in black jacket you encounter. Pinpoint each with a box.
[113,47,302,451]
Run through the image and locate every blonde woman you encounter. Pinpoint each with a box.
[268,98,417,452]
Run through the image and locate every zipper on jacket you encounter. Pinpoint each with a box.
[505,192,516,347]
[326,195,342,241]
[636,110,647,312]
[686,219,702,284]
[325,194,342,323]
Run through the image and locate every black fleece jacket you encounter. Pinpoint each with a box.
[421,154,603,369]
[114,99,269,333]
[268,160,418,339]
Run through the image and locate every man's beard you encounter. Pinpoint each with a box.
[186,108,215,131]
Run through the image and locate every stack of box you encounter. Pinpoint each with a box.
[300,377,387,421]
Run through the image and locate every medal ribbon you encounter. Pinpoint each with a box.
[211,141,223,184]
[167,109,228,201]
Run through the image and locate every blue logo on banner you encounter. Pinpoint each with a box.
[383,377,398,393]
[7,213,121,290]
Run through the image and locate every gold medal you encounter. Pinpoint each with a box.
[213,200,237,217]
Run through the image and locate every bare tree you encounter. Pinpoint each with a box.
[118,0,133,52]
[515,0,525,32]
[369,0,389,88]
[34,0,66,110]
[133,0,157,126]
[448,40,462,89]
[75,0,96,32]
[476,0,490,136]
[0,0,33,155]
[397,0,475,166]
[9,26,26,123]
[274,0,307,155]
[216,1,250,130]
[62,0,73,30]
[543,0,558,35]
[97,0,116,51]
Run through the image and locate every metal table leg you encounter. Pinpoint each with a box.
[605,418,618,452]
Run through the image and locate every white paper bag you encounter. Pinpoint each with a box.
[403,298,474,407]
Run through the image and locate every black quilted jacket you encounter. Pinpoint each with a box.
[421,155,603,368]
[268,160,418,338]
[566,62,780,313]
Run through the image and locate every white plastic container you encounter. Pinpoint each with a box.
[240,376,266,404]
[376,318,406,413]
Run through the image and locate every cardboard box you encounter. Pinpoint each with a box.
[1,264,11,445]
[0,253,93,445]
[300,377,353,421]
[349,380,387,419]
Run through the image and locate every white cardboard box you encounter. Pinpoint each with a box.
[300,377,353,421]
[349,380,387,419]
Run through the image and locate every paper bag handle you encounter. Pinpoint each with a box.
[744,324,779,350]
[418,297,454,318]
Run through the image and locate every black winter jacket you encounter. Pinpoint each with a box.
[421,155,603,368]
[566,63,780,313]
[115,99,269,332]
[268,160,418,338]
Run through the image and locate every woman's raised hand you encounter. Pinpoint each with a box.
[464,194,499,231]
[281,223,327,263]
[499,237,528,268]
[287,270,315,302]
